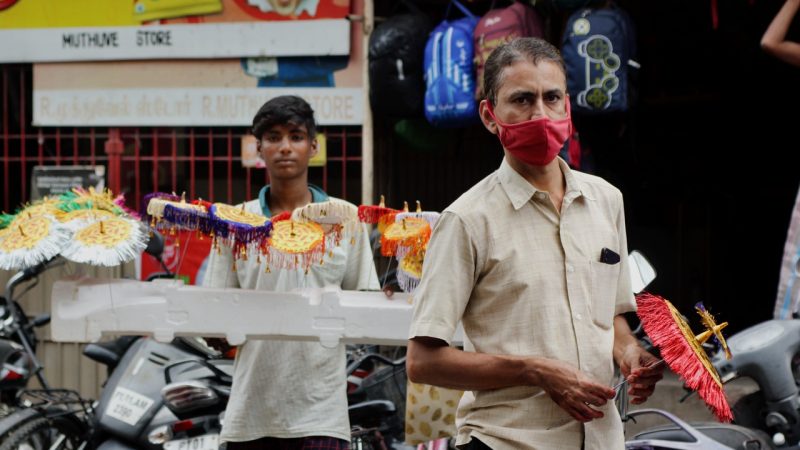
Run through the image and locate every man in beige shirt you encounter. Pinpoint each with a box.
[406,38,664,450]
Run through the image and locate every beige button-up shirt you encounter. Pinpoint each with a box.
[409,158,635,450]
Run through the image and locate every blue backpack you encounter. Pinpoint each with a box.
[561,6,637,114]
[423,0,480,128]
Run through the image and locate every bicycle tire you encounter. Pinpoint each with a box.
[0,414,86,450]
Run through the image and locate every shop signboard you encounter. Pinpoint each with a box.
[0,0,351,62]
[25,0,364,126]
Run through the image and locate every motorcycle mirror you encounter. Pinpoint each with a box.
[145,230,165,259]
[628,250,656,293]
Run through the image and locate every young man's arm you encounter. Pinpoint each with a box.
[761,0,800,67]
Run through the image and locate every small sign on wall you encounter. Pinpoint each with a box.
[30,165,105,200]
[310,134,327,167]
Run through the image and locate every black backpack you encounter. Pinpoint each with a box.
[561,5,638,114]
[368,2,433,118]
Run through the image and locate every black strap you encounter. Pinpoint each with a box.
[391,0,425,16]
[445,0,477,21]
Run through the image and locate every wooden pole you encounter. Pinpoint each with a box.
[361,0,375,206]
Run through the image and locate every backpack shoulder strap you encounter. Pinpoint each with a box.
[445,0,477,20]
[395,0,425,17]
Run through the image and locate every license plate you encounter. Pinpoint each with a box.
[164,434,220,450]
[105,387,154,426]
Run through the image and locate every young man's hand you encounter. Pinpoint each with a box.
[204,337,233,354]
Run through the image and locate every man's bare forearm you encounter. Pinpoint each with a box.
[408,336,621,422]
[763,0,800,49]
[407,337,544,391]
[761,0,800,66]
[612,315,641,366]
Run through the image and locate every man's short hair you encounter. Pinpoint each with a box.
[252,95,317,139]
[483,37,566,106]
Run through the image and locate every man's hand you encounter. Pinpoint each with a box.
[204,337,232,354]
[617,344,664,404]
[536,359,617,423]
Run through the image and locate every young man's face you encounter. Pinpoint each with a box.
[258,123,317,181]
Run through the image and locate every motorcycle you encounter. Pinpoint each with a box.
[86,335,220,449]
[156,345,410,450]
[154,358,233,450]
[707,305,800,448]
[0,231,226,449]
[0,261,54,415]
[346,349,410,450]
[623,251,774,450]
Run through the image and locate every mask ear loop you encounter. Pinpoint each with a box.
[564,98,574,135]
[484,101,529,130]
[485,100,499,126]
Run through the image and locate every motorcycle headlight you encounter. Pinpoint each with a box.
[161,380,219,413]
[0,343,33,383]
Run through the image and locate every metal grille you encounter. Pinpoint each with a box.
[2,64,363,212]
[2,65,103,209]
[1,63,365,399]
[115,126,363,212]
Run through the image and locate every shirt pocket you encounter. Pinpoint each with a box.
[590,260,620,329]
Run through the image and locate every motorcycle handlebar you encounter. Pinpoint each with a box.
[4,258,59,303]
[164,358,232,385]
[346,353,405,376]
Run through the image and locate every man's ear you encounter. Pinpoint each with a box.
[479,99,498,135]
[255,138,265,157]
[310,136,319,158]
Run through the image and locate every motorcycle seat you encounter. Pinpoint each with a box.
[348,400,396,425]
[83,336,140,367]
[633,422,774,450]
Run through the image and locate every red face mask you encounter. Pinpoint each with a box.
[486,100,573,166]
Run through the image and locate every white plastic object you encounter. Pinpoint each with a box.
[51,277,463,347]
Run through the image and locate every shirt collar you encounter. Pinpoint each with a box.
[498,157,593,210]
[258,184,329,218]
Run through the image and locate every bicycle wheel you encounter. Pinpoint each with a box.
[0,415,86,450]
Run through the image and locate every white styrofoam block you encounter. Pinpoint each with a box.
[51,277,463,347]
